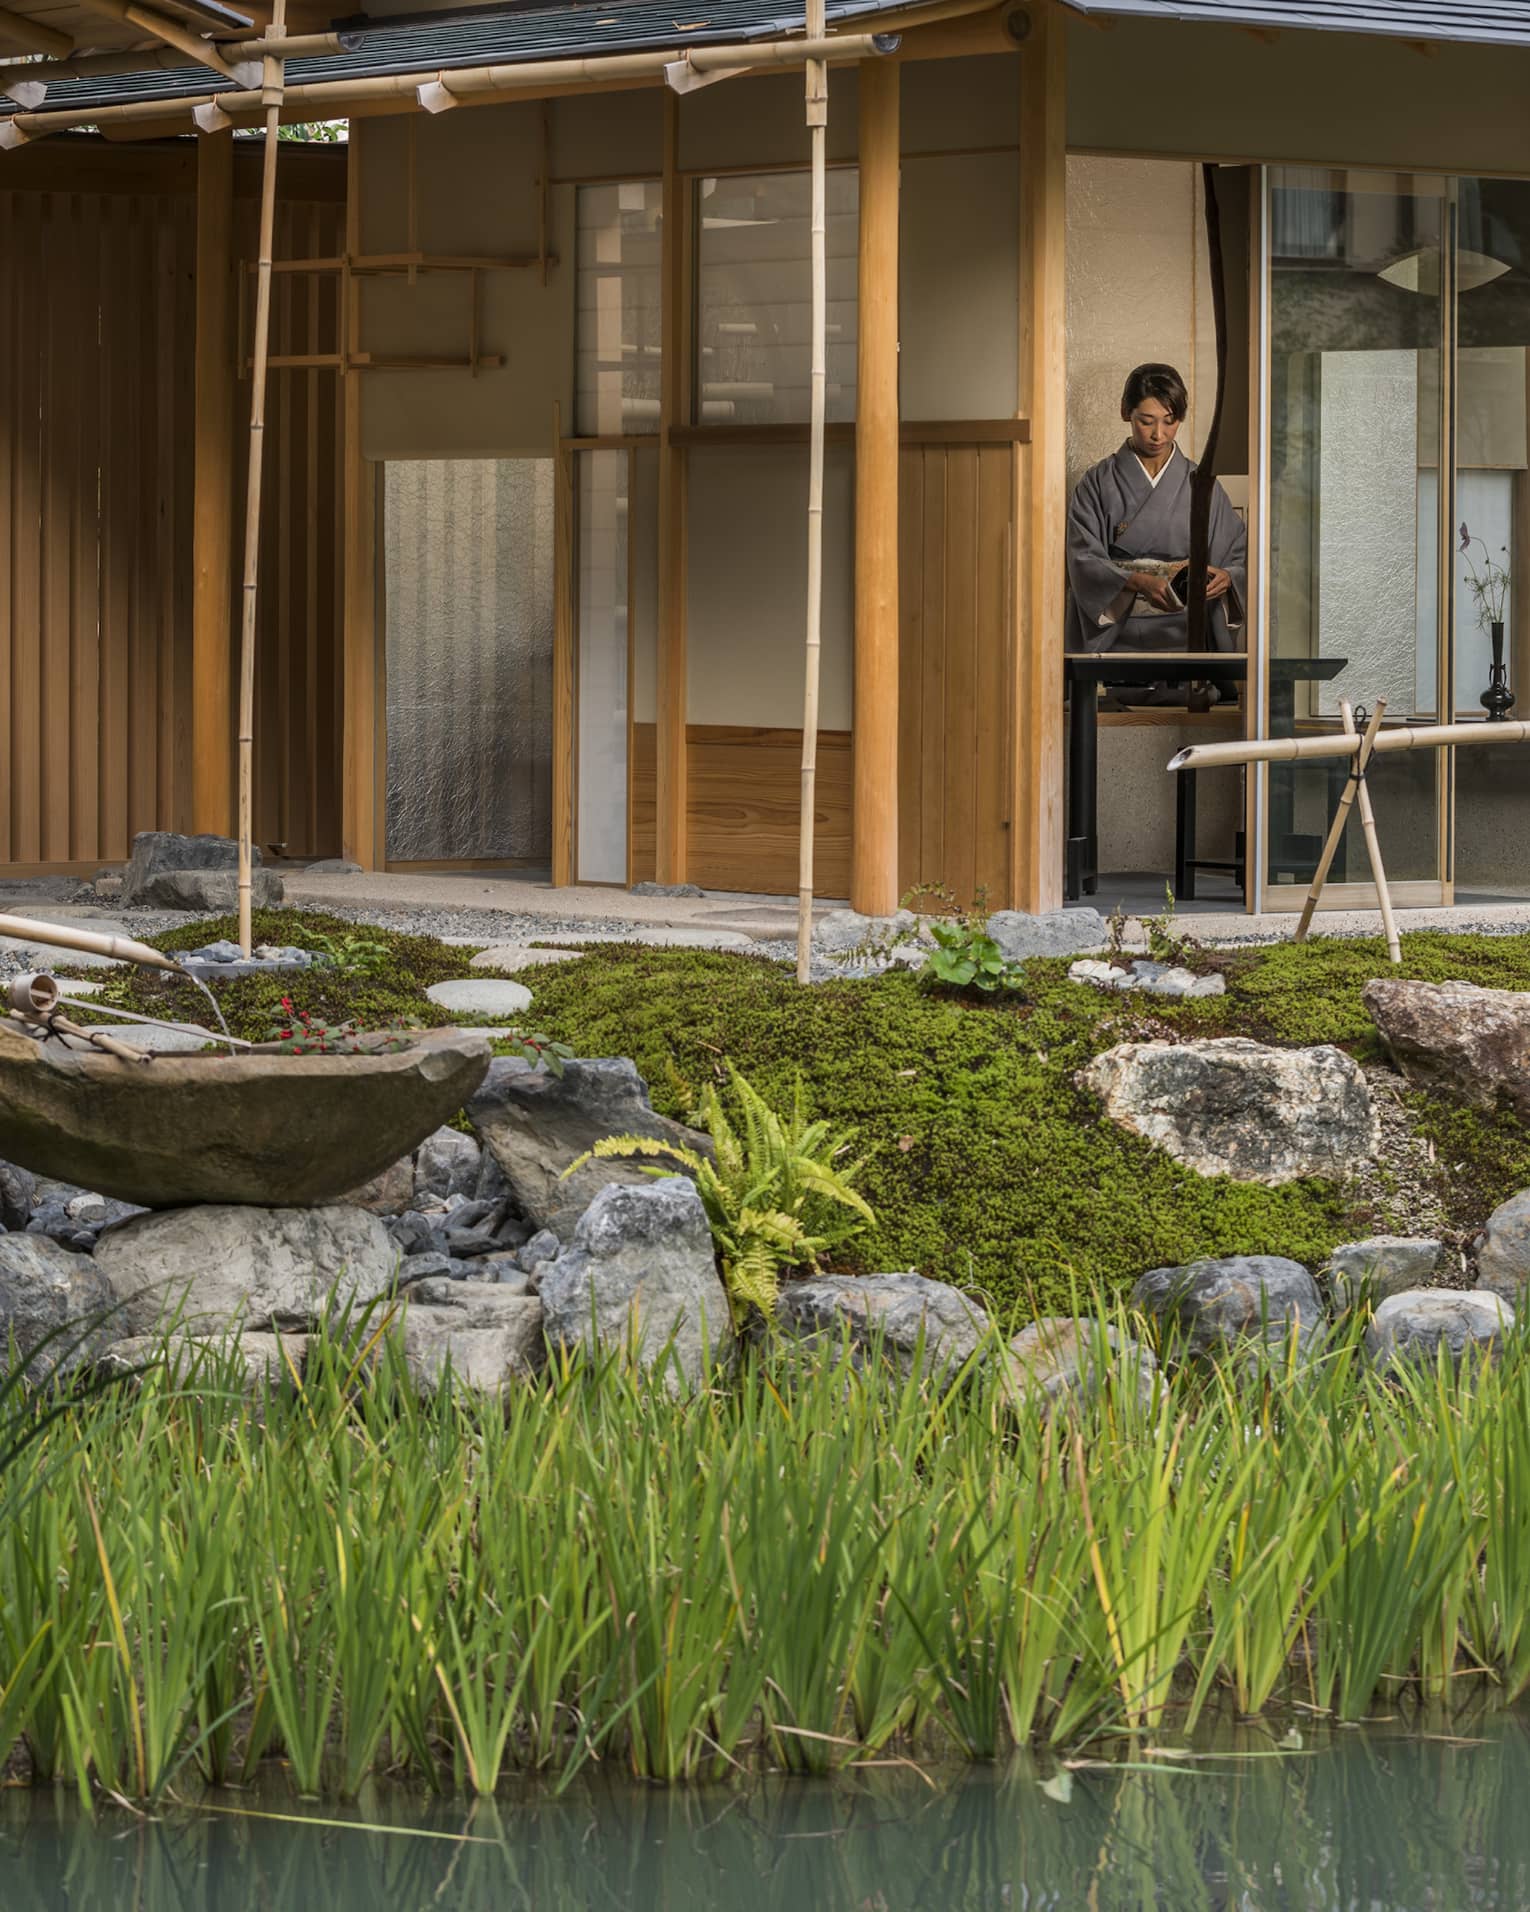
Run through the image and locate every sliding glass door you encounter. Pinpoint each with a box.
[1257,168,1448,909]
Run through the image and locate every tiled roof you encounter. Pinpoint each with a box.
[1060,0,1530,50]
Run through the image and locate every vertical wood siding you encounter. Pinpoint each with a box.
[0,181,344,872]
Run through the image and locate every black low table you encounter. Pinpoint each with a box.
[1063,652,1350,901]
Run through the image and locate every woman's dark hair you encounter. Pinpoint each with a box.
[1120,363,1189,422]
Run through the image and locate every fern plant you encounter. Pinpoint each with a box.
[565,1065,874,1324]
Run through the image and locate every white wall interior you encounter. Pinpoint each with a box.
[576,451,631,882]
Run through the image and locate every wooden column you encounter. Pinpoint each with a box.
[341,122,380,868]
[191,126,234,836]
[655,91,688,884]
[852,59,900,915]
[1012,2,1066,912]
[551,404,575,887]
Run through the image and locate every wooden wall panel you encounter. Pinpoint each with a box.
[897,442,1014,909]
[0,176,345,873]
[630,723,850,896]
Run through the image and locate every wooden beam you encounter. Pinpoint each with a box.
[341,121,379,869]
[655,89,688,884]
[72,0,247,81]
[1012,0,1066,913]
[0,5,70,56]
[852,57,900,916]
[191,126,234,835]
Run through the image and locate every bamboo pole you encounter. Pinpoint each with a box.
[1346,702,1402,965]
[0,912,184,973]
[1168,714,1530,774]
[1295,697,1384,941]
[796,0,828,983]
[236,2,287,956]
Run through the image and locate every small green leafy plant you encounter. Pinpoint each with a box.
[304,931,394,978]
[499,1032,576,1077]
[565,1063,874,1323]
[920,917,1028,996]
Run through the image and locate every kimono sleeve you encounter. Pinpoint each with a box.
[1209,482,1248,627]
[1067,466,1133,628]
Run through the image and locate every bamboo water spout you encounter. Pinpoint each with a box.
[0,913,185,975]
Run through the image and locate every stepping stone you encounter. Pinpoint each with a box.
[426,979,534,1017]
[555,927,753,950]
[54,980,106,998]
[469,945,582,973]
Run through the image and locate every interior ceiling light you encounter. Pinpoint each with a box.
[1377,247,1511,295]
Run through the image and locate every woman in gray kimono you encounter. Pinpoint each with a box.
[1066,363,1246,656]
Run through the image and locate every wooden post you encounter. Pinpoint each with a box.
[192,125,235,836]
[795,0,829,980]
[551,401,575,887]
[1012,1,1066,913]
[851,59,900,917]
[341,123,379,870]
[655,91,688,885]
[236,5,286,955]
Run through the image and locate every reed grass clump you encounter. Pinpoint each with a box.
[8,1309,1530,1809]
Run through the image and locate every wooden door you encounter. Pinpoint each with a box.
[897,442,1014,909]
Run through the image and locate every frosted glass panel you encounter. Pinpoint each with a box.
[576,182,663,436]
[384,460,554,862]
[696,169,858,426]
[577,452,629,883]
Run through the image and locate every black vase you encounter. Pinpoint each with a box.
[1482,621,1516,722]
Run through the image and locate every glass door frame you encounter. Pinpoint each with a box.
[1249,164,1459,913]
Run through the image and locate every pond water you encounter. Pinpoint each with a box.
[4,1719,1530,1910]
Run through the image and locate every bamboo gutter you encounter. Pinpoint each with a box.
[0,29,896,138]
[1167,715,1530,772]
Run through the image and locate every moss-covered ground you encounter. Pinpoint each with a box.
[73,911,1530,1323]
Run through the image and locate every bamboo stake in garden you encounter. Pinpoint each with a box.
[795,1,828,983]
[236,1,288,957]
[1295,698,1385,946]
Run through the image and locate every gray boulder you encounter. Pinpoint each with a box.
[813,908,920,956]
[94,1203,398,1335]
[340,1155,416,1217]
[0,1233,117,1380]
[0,1160,35,1232]
[467,1057,709,1242]
[987,907,1108,961]
[1364,1289,1513,1373]
[1327,1236,1448,1312]
[120,830,281,910]
[771,1272,990,1382]
[414,1126,483,1207]
[397,1284,544,1393]
[1131,1255,1325,1365]
[130,868,284,912]
[1364,978,1530,1122]
[304,858,363,875]
[1474,1191,1530,1303]
[539,1178,732,1388]
[101,1330,306,1393]
[1003,1317,1158,1411]
[1081,1037,1376,1185]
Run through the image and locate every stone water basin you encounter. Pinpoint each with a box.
[0,1022,489,1208]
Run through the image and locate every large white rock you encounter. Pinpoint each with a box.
[0,1232,116,1379]
[94,1203,399,1335]
[771,1273,990,1382]
[1080,1037,1376,1184]
[101,1330,306,1393]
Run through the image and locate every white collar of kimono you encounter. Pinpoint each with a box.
[1132,442,1178,489]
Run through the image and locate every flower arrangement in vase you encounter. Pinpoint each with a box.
[1460,522,1516,720]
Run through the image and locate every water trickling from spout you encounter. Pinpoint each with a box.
[180,970,236,1048]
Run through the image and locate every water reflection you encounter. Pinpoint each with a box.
[5,1720,1530,1910]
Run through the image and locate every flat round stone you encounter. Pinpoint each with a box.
[426,979,534,1016]
[469,945,582,973]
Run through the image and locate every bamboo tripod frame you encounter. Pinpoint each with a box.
[237,4,288,956]
[795,0,828,983]
[1293,698,1401,963]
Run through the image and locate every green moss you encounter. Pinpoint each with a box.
[1408,1094,1530,1236]
[520,947,1362,1323]
[84,908,476,1046]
